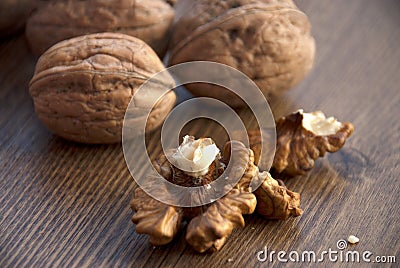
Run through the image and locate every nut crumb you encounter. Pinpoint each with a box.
[228,258,234,262]
[347,235,359,244]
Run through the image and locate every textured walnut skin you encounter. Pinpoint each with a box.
[247,111,354,177]
[131,139,302,252]
[29,32,176,144]
[169,0,315,107]
[26,0,175,56]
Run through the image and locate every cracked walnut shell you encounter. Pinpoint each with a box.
[29,32,176,144]
[26,0,175,56]
[169,0,315,107]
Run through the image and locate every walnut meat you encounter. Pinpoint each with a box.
[254,172,302,219]
[186,189,256,253]
[26,0,175,56]
[169,0,315,107]
[248,110,354,177]
[131,187,182,245]
[224,141,301,220]
[131,136,302,253]
[29,32,176,144]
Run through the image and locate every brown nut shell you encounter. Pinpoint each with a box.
[26,0,175,56]
[169,0,315,107]
[29,32,176,144]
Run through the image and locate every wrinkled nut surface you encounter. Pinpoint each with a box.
[29,32,176,144]
[248,110,354,176]
[169,0,315,107]
[26,0,175,56]
[131,137,302,253]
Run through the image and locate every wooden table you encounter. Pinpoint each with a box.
[1,0,399,267]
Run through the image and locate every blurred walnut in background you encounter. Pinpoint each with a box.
[26,0,175,57]
[0,0,37,36]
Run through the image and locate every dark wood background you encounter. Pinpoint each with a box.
[1,0,399,267]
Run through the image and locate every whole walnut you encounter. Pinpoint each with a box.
[29,32,176,144]
[26,0,175,57]
[169,0,315,107]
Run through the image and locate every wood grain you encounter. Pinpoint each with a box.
[1,0,399,267]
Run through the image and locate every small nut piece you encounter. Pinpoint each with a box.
[26,0,175,56]
[29,32,176,144]
[169,0,315,107]
[347,235,359,244]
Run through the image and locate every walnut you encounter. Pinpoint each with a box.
[169,0,315,107]
[26,0,175,56]
[248,110,354,177]
[29,32,176,144]
[130,136,302,253]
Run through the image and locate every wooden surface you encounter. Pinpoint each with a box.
[1,0,399,267]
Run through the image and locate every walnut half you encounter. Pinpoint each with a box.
[248,110,354,177]
[274,110,354,176]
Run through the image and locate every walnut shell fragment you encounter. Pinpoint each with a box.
[169,0,315,107]
[26,0,175,56]
[29,32,176,144]
[130,136,302,253]
[248,110,354,177]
